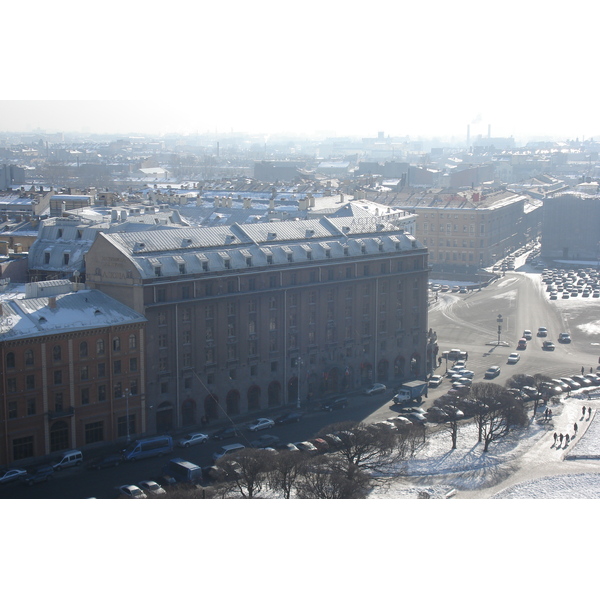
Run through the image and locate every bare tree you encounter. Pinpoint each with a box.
[216,448,274,498]
[268,450,307,499]
[317,421,401,480]
[469,383,528,452]
[296,454,371,499]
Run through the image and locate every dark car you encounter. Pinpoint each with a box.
[275,411,303,425]
[250,434,281,448]
[211,427,241,440]
[320,397,348,411]
[22,465,55,486]
[87,454,123,470]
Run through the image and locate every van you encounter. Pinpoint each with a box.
[212,443,245,462]
[52,450,83,471]
[122,436,173,462]
[164,458,203,484]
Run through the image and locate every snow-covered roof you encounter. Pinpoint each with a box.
[0,288,146,341]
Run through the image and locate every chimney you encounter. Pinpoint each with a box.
[48,297,57,309]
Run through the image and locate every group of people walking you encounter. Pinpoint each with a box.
[551,406,594,448]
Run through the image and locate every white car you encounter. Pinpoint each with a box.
[137,480,167,496]
[366,383,387,395]
[178,432,209,447]
[247,418,275,432]
[118,484,147,499]
[0,468,27,484]
[428,375,444,387]
[507,352,521,364]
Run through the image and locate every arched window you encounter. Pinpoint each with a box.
[96,339,105,355]
[6,352,15,369]
[79,341,88,358]
[112,337,121,352]
[128,334,137,350]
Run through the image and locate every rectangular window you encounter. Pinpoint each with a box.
[98,384,106,402]
[85,421,104,444]
[26,374,35,390]
[113,360,122,375]
[13,436,34,461]
[80,366,89,381]
[27,398,36,416]
[98,363,106,378]
[81,388,90,405]
[114,382,122,399]
[54,371,62,385]
[129,357,138,372]
[8,401,17,419]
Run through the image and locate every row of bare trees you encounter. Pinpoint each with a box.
[161,421,428,499]
[432,373,554,452]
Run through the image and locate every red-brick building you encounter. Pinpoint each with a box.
[0,284,146,466]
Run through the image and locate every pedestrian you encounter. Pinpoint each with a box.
[582,366,585,375]
[591,367,594,374]
[565,433,570,444]
[589,407,592,418]
[553,432,558,444]
[548,409,552,419]
[559,433,564,444]
[574,423,578,435]
[583,406,586,418]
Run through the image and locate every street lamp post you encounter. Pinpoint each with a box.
[125,387,131,443]
[497,314,503,346]
[296,357,303,409]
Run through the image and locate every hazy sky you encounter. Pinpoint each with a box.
[2,1,598,141]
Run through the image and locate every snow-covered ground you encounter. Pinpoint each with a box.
[369,388,600,499]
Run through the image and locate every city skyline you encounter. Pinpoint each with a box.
[2,1,599,142]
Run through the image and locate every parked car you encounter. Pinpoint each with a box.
[275,411,303,425]
[542,340,555,351]
[117,484,147,499]
[87,454,123,470]
[560,377,580,390]
[137,480,167,496]
[22,465,54,486]
[247,418,275,432]
[428,375,443,387]
[405,412,427,424]
[309,438,330,453]
[572,375,592,387]
[322,434,343,448]
[295,441,319,454]
[321,397,348,411]
[177,432,209,448]
[250,434,280,448]
[366,383,387,395]
[507,352,521,364]
[211,427,241,440]
[276,442,300,452]
[0,468,27,484]
[484,366,501,379]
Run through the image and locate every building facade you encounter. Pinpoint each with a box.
[85,214,430,435]
[541,193,600,262]
[0,285,146,465]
